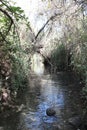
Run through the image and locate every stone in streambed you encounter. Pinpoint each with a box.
[68,115,82,128]
[46,108,56,116]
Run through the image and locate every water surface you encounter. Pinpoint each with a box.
[0,72,84,130]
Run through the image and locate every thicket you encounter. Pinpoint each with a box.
[50,16,87,99]
[71,19,87,98]
[0,0,31,102]
[51,42,68,71]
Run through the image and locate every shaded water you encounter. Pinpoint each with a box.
[0,71,84,130]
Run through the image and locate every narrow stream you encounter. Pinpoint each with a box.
[1,71,84,130]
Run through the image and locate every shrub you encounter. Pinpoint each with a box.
[51,43,68,71]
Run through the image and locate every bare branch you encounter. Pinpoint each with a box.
[34,3,80,43]
[35,13,61,42]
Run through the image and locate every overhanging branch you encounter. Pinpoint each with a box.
[0,8,13,23]
[35,13,60,41]
[0,8,13,42]
[34,2,81,43]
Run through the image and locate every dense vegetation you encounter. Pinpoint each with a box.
[0,0,31,111]
[45,0,87,100]
[0,0,87,114]
[52,19,87,97]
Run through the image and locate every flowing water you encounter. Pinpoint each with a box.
[0,71,84,130]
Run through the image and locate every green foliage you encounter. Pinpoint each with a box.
[51,43,67,71]
[0,0,31,93]
[68,17,87,99]
[0,0,29,43]
[9,6,24,13]
[70,29,87,76]
[11,55,28,91]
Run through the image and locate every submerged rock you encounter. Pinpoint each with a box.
[68,115,82,128]
[46,108,56,116]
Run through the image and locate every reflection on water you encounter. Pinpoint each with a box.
[17,72,83,130]
[1,72,83,130]
[31,53,44,75]
[40,79,64,108]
